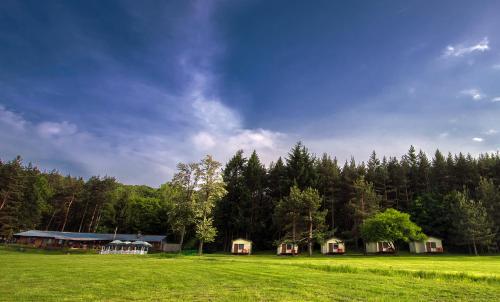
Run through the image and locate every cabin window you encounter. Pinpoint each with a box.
[286,244,293,250]
[238,244,245,250]
[430,242,437,248]
[382,242,390,248]
[333,243,339,249]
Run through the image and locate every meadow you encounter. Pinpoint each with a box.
[0,248,499,301]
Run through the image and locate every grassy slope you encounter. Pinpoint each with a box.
[0,250,499,301]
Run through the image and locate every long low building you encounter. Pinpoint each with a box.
[13,230,167,251]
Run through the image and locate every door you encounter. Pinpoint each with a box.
[281,244,287,254]
[425,242,431,252]
[233,244,239,253]
[328,243,334,253]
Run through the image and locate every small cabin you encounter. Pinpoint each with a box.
[277,242,299,255]
[366,241,395,253]
[409,236,443,254]
[321,237,345,255]
[231,238,252,255]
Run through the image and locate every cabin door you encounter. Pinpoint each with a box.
[328,243,334,253]
[233,244,239,253]
[281,244,287,253]
[425,242,431,252]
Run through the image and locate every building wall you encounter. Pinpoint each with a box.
[321,238,345,254]
[231,239,252,254]
[365,242,378,253]
[276,243,298,255]
[410,237,443,253]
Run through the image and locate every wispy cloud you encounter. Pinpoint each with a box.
[493,64,500,70]
[460,89,485,101]
[472,137,484,142]
[491,97,500,102]
[0,1,288,186]
[0,105,26,130]
[484,129,498,135]
[443,37,490,57]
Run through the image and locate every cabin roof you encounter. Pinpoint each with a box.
[232,238,252,243]
[324,237,343,242]
[14,230,166,242]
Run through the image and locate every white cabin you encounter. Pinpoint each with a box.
[365,241,395,253]
[321,237,345,255]
[409,237,443,253]
[231,238,252,255]
[276,242,299,255]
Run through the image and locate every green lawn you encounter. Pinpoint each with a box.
[0,249,499,301]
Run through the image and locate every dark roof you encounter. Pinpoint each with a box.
[14,230,166,242]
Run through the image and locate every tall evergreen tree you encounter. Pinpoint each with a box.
[286,142,317,190]
[348,176,380,249]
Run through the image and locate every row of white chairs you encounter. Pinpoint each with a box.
[100,246,148,255]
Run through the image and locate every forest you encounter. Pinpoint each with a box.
[1,142,499,254]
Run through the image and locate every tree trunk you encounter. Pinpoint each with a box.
[198,240,204,255]
[93,209,102,232]
[179,225,185,253]
[472,237,478,256]
[292,215,297,257]
[46,209,57,231]
[87,204,98,232]
[78,201,89,232]
[0,191,9,211]
[308,210,313,257]
[61,194,75,232]
[330,199,335,232]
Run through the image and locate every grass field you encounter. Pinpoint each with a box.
[0,248,499,301]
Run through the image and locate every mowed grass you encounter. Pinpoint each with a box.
[0,249,499,301]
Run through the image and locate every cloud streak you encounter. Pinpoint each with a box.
[443,37,490,57]
[460,89,485,101]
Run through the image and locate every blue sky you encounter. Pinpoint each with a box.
[1,0,500,186]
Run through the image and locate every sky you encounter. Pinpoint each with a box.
[1,0,500,186]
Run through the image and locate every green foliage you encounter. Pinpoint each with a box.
[360,209,426,245]
[193,155,226,254]
[448,190,495,255]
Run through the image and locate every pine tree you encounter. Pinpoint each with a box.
[215,150,247,251]
[449,190,495,255]
[0,157,25,239]
[348,176,380,249]
[286,142,317,190]
[477,177,500,247]
[315,153,340,232]
[243,151,267,242]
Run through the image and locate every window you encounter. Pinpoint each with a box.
[238,244,245,250]
[286,244,293,250]
[333,243,339,249]
[430,242,437,248]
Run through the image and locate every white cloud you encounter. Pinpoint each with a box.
[0,1,291,186]
[37,121,77,138]
[192,131,216,150]
[472,137,484,142]
[491,97,500,102]
[0,105,26,130]
[484,129,498,135]
[439,132,449,138]
[460,89,484,101]
[492,64,500,70]
[443,37,490,57]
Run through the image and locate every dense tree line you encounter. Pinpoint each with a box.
[1,142,499,254]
